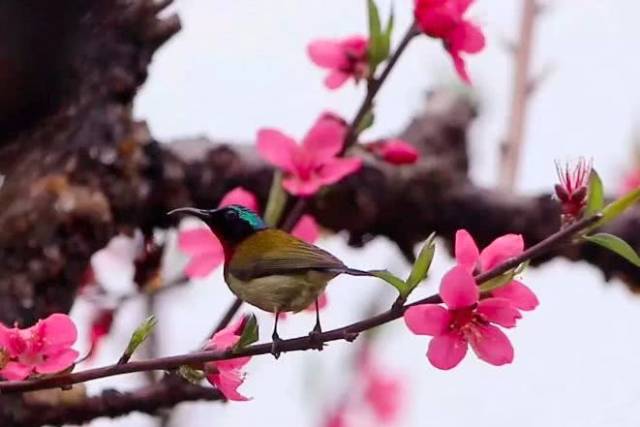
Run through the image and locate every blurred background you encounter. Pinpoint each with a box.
[69,0,640,426]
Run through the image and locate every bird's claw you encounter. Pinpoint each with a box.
[308,328,324,351]
[271,333,283,359]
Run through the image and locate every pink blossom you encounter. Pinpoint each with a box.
[0,314,79,381]
[360,352,404,424]
[455,229,539,311]
[323,405,349,427]
[404,266,520,369]
[178,187,258,279]
[257,114,362,196]
[308,36,369,90]
[292,214,320,244]
[414,0,485,84]
[367,139,420,165]
[204,320,251,401]
[554,158,592,222]
[621,169,640,195]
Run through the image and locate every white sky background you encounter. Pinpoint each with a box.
[76,1,640,426]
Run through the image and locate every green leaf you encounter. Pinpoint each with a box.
[478,270,517,293]
[234,314,259,352]
[599,187,640,226]
[406,232,436,289]
[177,365,205,384]
[585,169,604,215]
[585,233,640,267]
[369,269,409,296]
[120,315,157,363]
[264,171,288,227]
[367,0,391,70]
[355,109,375,135]
[382,6,394,60]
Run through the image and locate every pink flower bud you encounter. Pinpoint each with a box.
[308,36,369,90]
[554,158,592,222]
[368,139,420,165]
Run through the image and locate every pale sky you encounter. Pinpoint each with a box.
[79,1,640,426]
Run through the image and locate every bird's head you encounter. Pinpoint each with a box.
[169,205,267,247]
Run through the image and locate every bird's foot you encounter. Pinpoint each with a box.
[271,332,283,359]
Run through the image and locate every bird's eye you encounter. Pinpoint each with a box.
[224,210,238,221]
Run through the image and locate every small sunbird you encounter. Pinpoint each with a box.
[169,205,370,355]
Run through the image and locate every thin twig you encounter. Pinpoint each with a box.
[209,22,421,334]
[343,22,420,153]
[499,0,541,190]
[0,214,600,394]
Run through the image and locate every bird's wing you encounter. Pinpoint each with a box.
[228,229,346,281]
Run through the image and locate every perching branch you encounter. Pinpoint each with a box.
[0,214,600,395]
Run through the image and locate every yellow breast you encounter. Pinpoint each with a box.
[224,270,336,313]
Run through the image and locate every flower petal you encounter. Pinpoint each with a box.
[292,215,319,243]
[316,157,362,186]
[0,323,13,350]
[256,129,299,172]
[217,356,252,372]
[455,0,474,14]
[404,305,451,336]
[219,187,259,211]
[477,298,521,328]
[492,280,539,311]
[209,369,249,401]
[40,313,78,351]
[0,362,32,381]
[36,349,79,374]
[415,2,460,39]
[468,324,514,366]
[207,321,242,350]
[479,234,524,272]
[282,175,323,196]
[454,229,480,273]
[340,35,369,58]
[302,115,346,163]
[307,40,348,69]
[439,266,479,310]
[185,253,223,279]
[450,49,471,84]
[449,21,485,54]
[325,71,350,90]
[178,228,221,256]
[426,331,468,370]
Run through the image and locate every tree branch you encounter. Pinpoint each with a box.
[499,0,542,190]
[0,214,600,395]
[15,377,222,427]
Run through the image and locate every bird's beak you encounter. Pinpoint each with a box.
[167,207,215,219]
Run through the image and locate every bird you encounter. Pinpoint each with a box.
[168,204,371,356]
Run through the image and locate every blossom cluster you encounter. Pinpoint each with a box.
[404,230,538,369]
[0,314,78,381]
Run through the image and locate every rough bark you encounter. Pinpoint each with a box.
[1,0,640,425]
[15,377,222,427]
